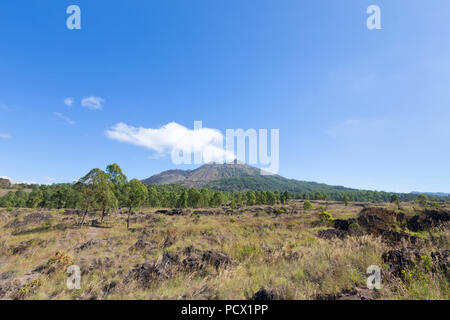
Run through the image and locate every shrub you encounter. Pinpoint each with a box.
[417,194,428,207]
[349,222,361,230]
[430,202,442,209]
[318,211,334,222]
[421,254,432,272]
[275,207,288,215]
[13,278,44,300]
[303,201,313,211]
[42,221,52,228]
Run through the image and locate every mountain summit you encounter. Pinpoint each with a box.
[142,162,262,188]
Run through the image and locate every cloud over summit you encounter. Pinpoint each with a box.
[106,122,234,163]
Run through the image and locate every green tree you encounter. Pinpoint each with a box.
[27,189,43,208]
[199,188,211,207]
[274,191,281,204]
[230,193,243,209]
[187,188,202,208]
[96,181,118,224]
[266,191,276,205]
[280,191,290,204]
[50,185,74,209]
[246,190,256,206]
[77,168,112,226]
[256,191,267,205]
[78,165,121,223]
[166,189,178,207]
[176,190,188,208]
[106,163,127,208]
[106,163,127,185]
[417,194,428,207]
[390,194,399,204]
[210,191,224,207]
[123,179,148,230]
[391,194,400,209]
[342,194,350,206]
[14,190,28,208]
[147,186,160,207]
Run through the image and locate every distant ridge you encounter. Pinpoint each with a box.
[411,191,449,197]
[0,178,11,188]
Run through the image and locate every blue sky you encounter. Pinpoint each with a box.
[0,0,449,193]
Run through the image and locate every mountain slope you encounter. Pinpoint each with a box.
[204,175,356,193]
[142,162,354,194]
[141,163,448,201]
[142,162,261,188]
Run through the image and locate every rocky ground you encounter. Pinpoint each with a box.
[0,200,448,300]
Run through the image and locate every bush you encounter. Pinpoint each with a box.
[417,194,428,207]
[421,254,432,272]
[303,201,313,211]
[430,202,442,209]
[42,221,52,228]
[275,207,288,215]
[349,222,361,230]
[318,211,334,222]
[13,278,44,300]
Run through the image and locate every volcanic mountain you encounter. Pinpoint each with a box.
[142,162,355,193]
[142,162,261,188]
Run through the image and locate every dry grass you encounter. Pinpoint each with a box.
[0,200,448,300]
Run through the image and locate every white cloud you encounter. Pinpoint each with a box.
[0,133,11,139]
[45,176,56,182]
[82,96,104,110]
[64,97,74,107]
[106,122,235,163]
[54,112,75,125]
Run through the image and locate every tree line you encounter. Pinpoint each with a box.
[204,175,442,203]
[0,164,446,212]
[0,164,291,212]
